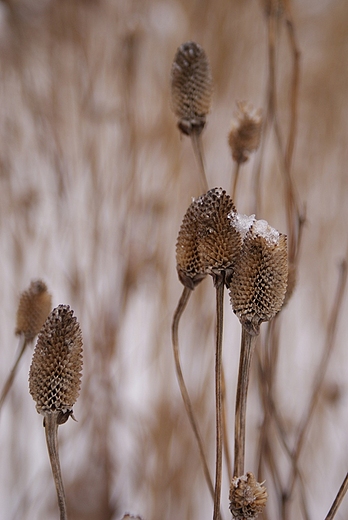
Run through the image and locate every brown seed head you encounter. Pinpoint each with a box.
[171,41,213,136]
[229,472,268,520]
[15,279,52,341]
[176,188,241,289]
[29,305,83,417]
[228,101,263,164]
[229,218,288,335]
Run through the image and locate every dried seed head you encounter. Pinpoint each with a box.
[176,188,241,289]
[15,280,52,341]
[229,218,288,335]
[228,101,263,164]
[229,472,268,520]
[29,305,83,417]
[171,41,213,136]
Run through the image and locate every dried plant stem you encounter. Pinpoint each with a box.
[221,367,233,482]
[283,259,348,517]
[171,286,215,501]
[325,472,348,520]
[283,0,301,175]
[190,130,208,193]
[44,413,68,520]
[231,162,240,202]
[234,327,257,477]
[213,278,224,520]
[0,335,27,414]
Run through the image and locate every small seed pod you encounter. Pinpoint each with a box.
[228,102,263,165]
[15,280,52,341]
[196,188,241,285]
[229,218,288,335]
[176,188,241,289]
[29,305,83,418]
[229,472,268,520]
[170,41,213,136]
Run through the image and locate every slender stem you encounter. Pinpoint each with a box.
[44,413,68,520]
[0,335,28,415]
[231,162,241,202]
[213,280,224,520]
[325,472,348,520]
[234,327,257,477]
[171,286,215,501]
[190,130,208,193]
[221,367,232,482]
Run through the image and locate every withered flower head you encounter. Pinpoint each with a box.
[229,472,268,520]
[228,101,263,164]
[15,279,52,341]
[171,41,213,136]
[176,188,241,289]
[229,217,288,335]
[29,305,83,418]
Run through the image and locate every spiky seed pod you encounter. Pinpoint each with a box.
[228,102,263,164]
[196,188,241,284]
[171,41,213,136]
[176,188,241,289]
[229,219,288,335]
[15,280,52,341]
[29,305,83,418]
[176,196,207,290]
[229,472,268,520]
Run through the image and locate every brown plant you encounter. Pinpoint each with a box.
[29,304,83,520]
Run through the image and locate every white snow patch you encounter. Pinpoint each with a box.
[252,219,280,245]
[229,212,255,239]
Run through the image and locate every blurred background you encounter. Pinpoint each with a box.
[0,0,347,519]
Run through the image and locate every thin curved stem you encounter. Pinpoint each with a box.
[231,162,241,203]
[0,335,28,415]
[234,327,257,477]
[213,280,224,520]
[171,286,215,501]
[44,412,67,520]
[325,472,348,520]
[190,130,208,193]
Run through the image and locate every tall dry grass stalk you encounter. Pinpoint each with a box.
[0,1,348,519]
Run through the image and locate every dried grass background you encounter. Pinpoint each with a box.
[0,1,348,519]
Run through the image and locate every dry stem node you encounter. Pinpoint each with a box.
[228,102,263,165]
[176,188,241,289]
[229,217,288,335]
[171,41,213,136]
[15,279,52,342]
[29,304,83,417]
[229,472,268,520]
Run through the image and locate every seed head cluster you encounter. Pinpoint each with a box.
[229,472,268,520]
[176,189,288,330]
[15,280,52,341]
[29,305,83,416]
[171,41,213,136]
[176,188,241,289]
[228,101,263,164]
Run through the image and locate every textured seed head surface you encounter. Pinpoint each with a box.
[228,101,263,164]
[29,305,83,416]
[15,279,52,341]
[229,221,288,335]
[171,41,213,136]
[176,188,241,288]
[229,472,268,520]
[196,188,241,281]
